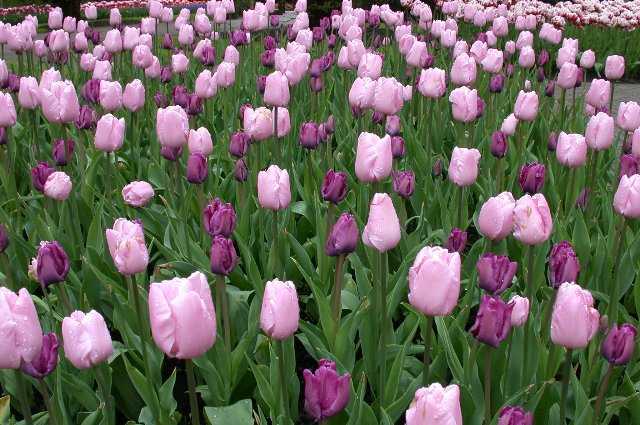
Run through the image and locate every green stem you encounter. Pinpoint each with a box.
[522,245,536,386]
[421,315,433,386]
[495,159,504,193]
[37,380,59,425]
[126,276,155,385]
[565,168,576,214]
[559,89,567,129]
[608,218,626,323]
[559,349,573,424]
[378,250,388,411]
[185,359,201,425]
[457,187,465,229]
[105,152,113,199]
[484,347,492,425]
[215,275,231,358]
[14,370,33,425]
[56,283,73,315]
[271,210,279,278]
[592,364,614,425]
[0,254,15,290]
[276,340,289,420]
[330,254,346,349]
[94,366,115,425]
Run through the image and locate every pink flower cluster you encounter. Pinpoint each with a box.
[0,1,203,18]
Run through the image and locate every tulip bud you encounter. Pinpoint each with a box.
[21,332,59,379]
[470,295,514,347]
[321,170,348,204]
[186,153,208,184]
[310,76,323,93]
[31,162,55,192]
[234,159,248,182]
[36,241,70,287]
[601,323,637,366]
[545,80,556,97]
[52,138,75,166]
[154,92,169,108]
[0,224,8,253]
[299,122,320,150]
[619,154,638,179]
[518,162,545,194]
[210,235,237,276]
[385,115,401,136]
[390,136,405,159]
[228,132,249,158]
[551,282,600,349]
[260,279,300,340]
[75,105,96,130]
[498,406,533,425]
[432,159,443,177]
[0,128,7,145]
[406,383,462,425]
[362,193,401,252]
[476,253,518,295]
[509,295,530,327]
[548,241,580,289]
[490,131,508,158]
[0,287,43,369]
[325,213,359,257]
[203,198,236,238]
[303,360,351,421]
[576,188,590,210]
[489,74,505,93]
[446,228,467,254]
[392,170,415,199]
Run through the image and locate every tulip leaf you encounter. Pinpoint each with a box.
[244,355,274,411]
[434,317,464,385]
[158,368,177,416]
[383,343,406,407]
[0,395,9,423]
[204,399,253,425]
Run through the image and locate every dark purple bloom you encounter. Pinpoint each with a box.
[489,74,505,93]
[548,132,558,151]
[0,223,8,253]
[230,30,248,46]
[385,115,401,136]
[200,45,216,66]
[320,17,331,31]
[619,154,638,179]
[470,295,514,347]
[52,139,75,166]
[21,333,59,379]
[75,105,96,130]
[325,213,359,256]
[31,162,55,192]
[202,198,236,238]
[321,170,348,204]
[432,159,443,177]
[263,35,277,51]
[299,122,320,150]
[172,85,189,108]
[536,66,546,82]
[186,94,203,116]
[601,323,637,366]
[476,97,486,118]
[391,136,405,159]
[154,92,169,108]
[325,115,335,134]
[537,49,550,67]
[545,80,556,97]
[548,241,580,289]
[498,406,534,425]
[351,105,363,118]
[162,33,173,50]
[575,68,584,88]
[369,13,381,28]
[229,132,250,158]
[477,253,518,295]
[256,75,267,94]
[81,78,101,103]
[186,153,208,184]
[327,34,337,49]
[270,15,280,28]
[576,188,589,210]
[309,58,323,78]
[160,66,173,84]
[505,63,515,77]
[303,360,351,421]
[210,235,237,276]
[446,228,467,254]
[234,159,248,182]
[518,162,545,194]
[160,145,183,161]
[36,241,70,287]
[491,131,508,158]
[310,76,324,92]
[312,26,324,43]
[0,127,7,145]
[371,111,385,125]
[318,124,328,142]
[260,49,275,68]
[321,52,335,71]
[392,170,415,199]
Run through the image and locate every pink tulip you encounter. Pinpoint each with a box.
[95,114,125,152]
[478,192,516,240]
[244,107,273,141]
[0,287,43,369]
[614,174,640,218]
[178,24,194,46]
[632,128,640,158]
[585,113,614,151]
[551,283,599,349]
[224,45,240,65]
[556,132,587,167]
[62,310,113,369]
[418,68,446,98]
[481,49,503,73]
[172,53,189,74]
[149,272,216,358]
[362,193,401,253]
[470,40,488,63]
[500,113,518,136]
[264,71,290,107]
[440,29,457,48]
[106,218,149,275]
[605,55,625,80]
[44,171,72,201]
[109,9,122,26]
[513,194,553,245]
[149,0,163,18]
[18,76,39,109]
[349,76,376,110]
[92,60,112,80]
[617,102,640,132]
[513,90,538,122]
[188,127,213,156]
[40,80,80,124]
[504,40,516,56]
[450,53,476,86]
[99,80,123,112]
[122,26,140,50]
[122,181,154,207]
[139,34,152,49]
[509,295,530,327]
[580,50,596,69]
[296,29,313,51]
[585,79,611,108]
[408,246,461,316]
[144,57,161,79]
[215,62,236,87]
[492,16,508,37]
[195,70,217,99]
[358,52,383,80]
[347,40,366,68]
[84,5,97,20]
[515,31,533,49]
[74,32,88,52]
[80,53,96,72]
[157,106,189,147]
[449,147,481,186]
[517,46,535,69]
[557,63,579,89]
[373,77,404,115]
[123,79,145,112]
[103,29,122,53]
[406,384,462,425]
[48,29,69,53]
[556,46,577,68]
[258,165,291,210]
[399,34,416,56]
[194,14,212,35]
[449,86,478,123]
[48,7,63,29]
[355,132,393,183]
[273,107,291,138]
[260,279,300,340]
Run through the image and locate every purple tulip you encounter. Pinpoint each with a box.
[75,105,96,130]
[619,154,639,179]
[432,159,443,177]
[160,145,182,162]
[576,188,590,210]
[0,127,7,145]
[548,132,558,151]
[172,85,189,108]
[230,30,248,46]
[385,115,401,137]
[391,136,405,159]
[270,15,280,28]
[203,198,236,238]
[392,170,415,199]
[82,78,101,103]
[548,241,580,289]
[36,241,70,287]
[256,75,267,94]
[303,359,351,421]
[601,323,637,365]
[470,295,514,347]
[234,159,248,182]
[186,94,203,116]
[325,213,359,256]
[201,46,216,66]
[491,131,508,158]
[263,35,276,51]
[186,153,208,184]
[31,162,55,192]
[537,67,546,82]
[498,406,533,425]
[537,49,550,66]
[310,76,324,93]
[477,253,518,295]
[446,228,467,254]
[21,333,59,379]
[162,33,173,50]
[321,170,348,204]
[328,34,337,48]
[489,74,505,93]
[7,74,20,93]
[310,59,323,78]
[518,162,545,194]
[154,92,169,108]
[160,66,173,84]
[299,122,320,150]
[371,111,385,125]
[545,80,556,97]
[52,139,75,166]
[312,26,324,43]
[325,115,335,134]
[210,235,237,276]
[229,132,250,158]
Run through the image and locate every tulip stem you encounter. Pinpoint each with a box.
[0,253,15,291]
[608,218,626,323]
[56,283,73,316]
[420,315,433,386]
[215,275,232,358]
[377,250,388,411]
[565,168,576,213]
[457,187,465,229]
[275,340,289,421]
[37,380,58,425]
[185,359,201,425]
[483,347,492,425]
[559,349,572,424]
[104,152,113,199]
[592,364,614,425]
[330,254,346,349]
[521,245,535,387]
[126,276,155,386]
[14,370,33,425]
[94,365,115,425]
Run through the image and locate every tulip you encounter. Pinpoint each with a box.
[362,193,401,253]
[418,68,446,98]
[202,198,236,238]
[373,77,405,115]
[605,55,625,80]
[122,181,154,208]
[551,282,600,349]
[408,246,460,316]
[99,80,123,112]
[228,132,249,158]
[244,107,273,141]
[210,236,237,276]
[263,71,290,107]
[449,86,478,123]
[478,192,516,240]
[348,76,376,110]
[18,76,39,109]
[513,90,538,122]
[498,406,533,425]
[477,253,518,295]
[393,170,415,199]
[21,332,59,379]
[260,279,300,340]
[92,60,111,80]
[0,287,43,369]
[548,241,580,289]
[450,53,476,86]
[518,162,545,194]
[62,310,113,369]
[234,159,248,182]
[601,324,637,366]
[613,174,640,218]
[0,92,17,127]
[105,218,149,275]
[518,46,535,69]
[508,296,530,327]
[186,154,208,184]
[482,49,503,73]
[299,122,320,150]
[157,106,189,147]
[449,147,481,187]
[471,295,513,347]
[95,114,125,152]
[617,102,640,132]
[585,79,610,109]
[556,132,587,167]
[490,131,508,158]
[172,53,189,74]
[31,162,55,192]
[406,383,462,425]
[501,113,518,136]
[321,170,348,204]
[513,194,553,245]
[303,360,351,421]
[258,165,291,211]
[358,52,383,79]
[43,171,72,201]
[41,80,80,124]
[123,79,145,112]
[325,213,359,257]
[355,132,393,183]
[585,112,614,151]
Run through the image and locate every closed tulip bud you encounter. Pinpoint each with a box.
[355,132,393,183]
[52,138,74,166]
[229,132,249,158]
[299,122,320,150]
[160,66,173,84]
[576,188,590,210]
[260,279,299,340]
[172,85,189,108]
[154,92,169,108]
[513,90,538,121]
[385,115,401,136]
[0,128,7,146]
[393,170,415,199]
[35,240,69,287]
[557,62,579,89]
[449,147,481,187]
[31,162,55,192]
[489,74,505,93]
[544,79,556,97]
[122,79,145,112]
[518,162,545,194]
[203,198,236,238]
[556,132,587,167]
[601,324,636,366]
[0,92,16,127]
[551,282,600,349]
[617,101,640,132]
[157,106,189,147]
[94,114,125,152]
[264,70,289,107]
[62,310,113,369]
[498,406,533,425]
[258,165,291,210]
[605,55,625,80]
[548,131,558,151]
[585,79,611,109]
[619,154,639,179]
[0,287,44,369]
[449,86,479,123]
[74,105,95,130]
[451,53,477,86]
[210,235,237,276]
[471,295,513,347]
[513,193,553,245]
[310,76,323,92]
[362,193,401,253]
[21,332,59,379]
[406,383,462,425]
[408,245,461,316]
[548,241,580,289]
[477,253,517,294]
[508,295,530,327]
[18,76,39,109]
[613,174,640,218]
[446,228,467,254]
[585,112,615,150]
[325,213,358,257]
[105,218,149,275]
[234,159,248,182]
[0,224,8,253]
[321,170,348,204]
[186,153,208,184]
[122,181,154,208]
[303,360,351,421]
[391,136,406,159]
[186,94,203,116]
[490,131,508,158]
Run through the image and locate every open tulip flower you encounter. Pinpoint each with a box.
[1,2,640,425]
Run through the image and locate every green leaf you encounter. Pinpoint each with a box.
[435,317,464,385]
[159,368,178,416]
[244,355,274,410]
[204,399,253,425]
[0,395,9,423]
[383,343,406,406]
[123,355,162,421]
